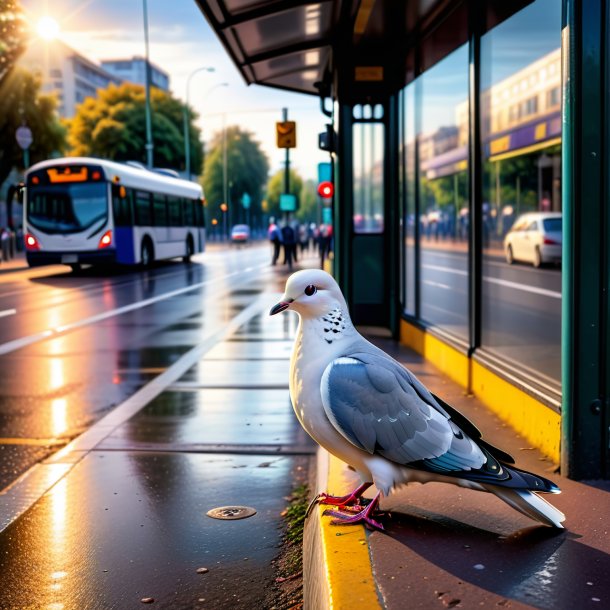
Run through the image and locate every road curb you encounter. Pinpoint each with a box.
[303,449,383,609]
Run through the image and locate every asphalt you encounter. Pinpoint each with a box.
[0,249,609,610]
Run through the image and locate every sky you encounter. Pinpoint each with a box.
[21,0,329,180]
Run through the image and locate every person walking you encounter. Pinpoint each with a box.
[281,222,296,270]
[268,218,282,265]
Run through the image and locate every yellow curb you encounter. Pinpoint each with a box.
[304,450,382,609]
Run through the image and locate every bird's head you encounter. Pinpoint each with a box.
[269,269,347,319]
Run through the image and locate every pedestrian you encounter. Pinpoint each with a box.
[268,218,282,265]
[281,222,296,270]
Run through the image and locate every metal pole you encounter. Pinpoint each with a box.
[142,0,154,168]
[283,108,290,222]
[223,113,228,236]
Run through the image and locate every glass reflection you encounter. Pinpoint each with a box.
[418,44,469,338]
[480,0,562,383]
[353,122,384,233]
[402,83,416,315]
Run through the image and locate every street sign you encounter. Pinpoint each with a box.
[241,193,251,209]
[279,193,297,212]
[15,126,33,150]
[318,162,332,183]
[276,121,297,148]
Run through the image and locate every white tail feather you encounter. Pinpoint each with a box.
[486,485,565,528]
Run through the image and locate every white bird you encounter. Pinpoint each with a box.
[270,269,565,530]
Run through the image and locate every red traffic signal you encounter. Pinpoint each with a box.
[317,181,334,198]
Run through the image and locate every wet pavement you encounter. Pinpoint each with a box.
[0,248,317,609]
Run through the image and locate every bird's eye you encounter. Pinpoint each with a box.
[304,285,317,296]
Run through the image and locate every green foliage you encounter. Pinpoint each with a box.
[0,0,27,86]
[201,125,269,227]
[266,168,304,219]
[0,67,66,186]
[295,179,318,223]
[67,82,203,173]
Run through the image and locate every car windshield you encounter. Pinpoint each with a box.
[232,225,249,233]
[28,183,108,234]
[543,217,562,232]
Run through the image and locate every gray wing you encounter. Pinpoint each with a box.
[320,353,455,463]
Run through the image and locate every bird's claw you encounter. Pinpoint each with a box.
[305,483,374,519]
[323,508,385,531]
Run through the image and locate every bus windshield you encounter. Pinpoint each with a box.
[28,183,108,234]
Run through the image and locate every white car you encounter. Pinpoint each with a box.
[504,212,562,267]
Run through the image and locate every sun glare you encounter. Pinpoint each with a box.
[36,16,60,41]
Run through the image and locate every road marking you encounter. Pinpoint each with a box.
[0,309,16,318]
[0,292,277,533]
[483,276,561,299]
[423,264,561,299]
[0,263,269,356]
[423,279,451,290]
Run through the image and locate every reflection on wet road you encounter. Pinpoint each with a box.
[0,244,317,608]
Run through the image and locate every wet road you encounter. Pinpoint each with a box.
[0,245,284,490]
[0,243,316,608]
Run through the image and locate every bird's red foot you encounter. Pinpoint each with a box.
[306,482,372,517]
[323,491,384,531]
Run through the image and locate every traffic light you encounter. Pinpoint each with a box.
[317,181,334,198]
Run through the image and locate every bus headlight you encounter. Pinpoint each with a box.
[98,230,112,249]
[25,233,40,251]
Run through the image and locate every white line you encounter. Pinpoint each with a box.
[0,309,16,318]
[0,263,268,356]
[423,263,561,299]
[423,279,451,290]
[483,276,561,299]
[0,292,277,532]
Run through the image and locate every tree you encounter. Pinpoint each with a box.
[0,0,26,86]
[295,179,318,223]
[67,82,204,173]
[201,125,269,230]
[0,67,66,187]
[266,168,304,219]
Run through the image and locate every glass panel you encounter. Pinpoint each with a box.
[480,0,562,384]
[28,183,108,234]
[353,123,384,233]
[418,44,469,338]
[153,193,168,227]
[403,83,416,315]
[134,190,152,226]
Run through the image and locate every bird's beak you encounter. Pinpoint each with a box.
[269,299,293,316]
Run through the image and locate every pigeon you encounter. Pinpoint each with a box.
[270,269,565,531]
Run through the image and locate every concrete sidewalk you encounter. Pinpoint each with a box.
[305,333,610,609]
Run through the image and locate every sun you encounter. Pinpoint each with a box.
[36,16,60,41]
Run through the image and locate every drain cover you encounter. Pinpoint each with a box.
[207,506,257,520]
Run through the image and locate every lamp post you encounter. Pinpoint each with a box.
[142,0,154,168]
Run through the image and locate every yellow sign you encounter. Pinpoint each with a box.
[47,167,88,183]
[276,121,297,148]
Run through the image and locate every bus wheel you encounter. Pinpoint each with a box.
[183,236,194,263]
[141,239,154,268]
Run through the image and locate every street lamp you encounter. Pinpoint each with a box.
[182,67,219,180]
[142,0,154,168]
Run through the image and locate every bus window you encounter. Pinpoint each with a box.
[135,190,152,226]
[194,199,205,227]
[113,187,133,226]
[153,193,168,227]
[167,195,182,226]
[182,198,194,225]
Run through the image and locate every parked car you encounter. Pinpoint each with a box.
[503,212,562,267]
[230,224,250,244]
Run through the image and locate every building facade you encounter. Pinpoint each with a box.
[101,57,170,92]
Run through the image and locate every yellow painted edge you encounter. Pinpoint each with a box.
[471,361,560,462]
[317,455,382,609]
[399,319,561,463]
[399,319,469,387]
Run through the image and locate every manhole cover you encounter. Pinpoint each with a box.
[206,506,257,520]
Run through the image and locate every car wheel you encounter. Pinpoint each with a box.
[505,245,514,265]
[141,239,154,268]
[533,246,542,268]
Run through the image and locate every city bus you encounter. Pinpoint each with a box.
[22,157,205,271]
